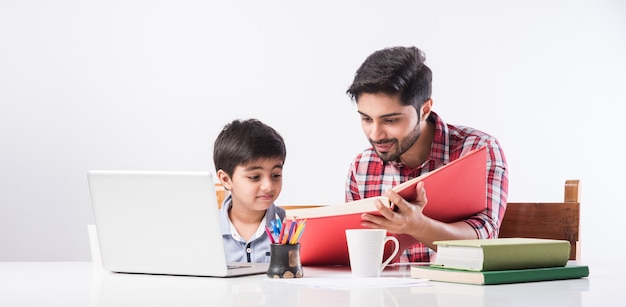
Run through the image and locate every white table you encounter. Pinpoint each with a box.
[0,262,618,306]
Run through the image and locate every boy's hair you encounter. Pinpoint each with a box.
[213,119,286,177]
[346,46,432,110]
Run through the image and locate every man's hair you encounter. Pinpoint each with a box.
[346,46,432,109]
[213,118,286,176]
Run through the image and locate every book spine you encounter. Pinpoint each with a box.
[482,242,570,271]
[483,266,589,285]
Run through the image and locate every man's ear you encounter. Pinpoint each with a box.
[421,99,433,121]
[216,169,232,191]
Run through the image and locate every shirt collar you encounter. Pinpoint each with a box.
[219,194,280,236]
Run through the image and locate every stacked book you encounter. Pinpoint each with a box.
[410,238,589,285]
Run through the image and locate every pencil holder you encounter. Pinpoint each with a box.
[267,243,303,278]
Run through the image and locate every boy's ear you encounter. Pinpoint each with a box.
[216,170,232,191]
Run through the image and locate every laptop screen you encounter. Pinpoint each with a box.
[87,170,266,277]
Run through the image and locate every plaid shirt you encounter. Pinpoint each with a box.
[345,111,508,262]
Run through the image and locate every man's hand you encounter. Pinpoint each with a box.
[360,181,427,242]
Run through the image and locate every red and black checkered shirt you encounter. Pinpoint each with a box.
[345,111,509,262]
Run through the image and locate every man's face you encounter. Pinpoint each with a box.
[357,93,421,163]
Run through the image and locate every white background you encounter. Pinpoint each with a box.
[1,0,624,269]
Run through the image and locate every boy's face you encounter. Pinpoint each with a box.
[227,157,284,211]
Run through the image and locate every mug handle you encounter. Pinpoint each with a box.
[380,236,400,272]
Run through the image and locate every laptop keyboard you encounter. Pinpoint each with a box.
[227,264,252,269]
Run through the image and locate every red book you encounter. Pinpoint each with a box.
[285,146,488,266]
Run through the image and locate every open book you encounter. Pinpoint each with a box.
[286,146,488,266]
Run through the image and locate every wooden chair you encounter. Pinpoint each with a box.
[499,179,581,261]
[213,180,582,261]
[213,183,320,210]
[215,183,227,209]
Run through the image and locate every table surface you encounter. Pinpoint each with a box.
[0,261,619,307]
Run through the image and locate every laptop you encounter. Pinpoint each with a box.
[87,170,269,277]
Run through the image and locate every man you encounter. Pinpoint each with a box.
[345,46,508,262]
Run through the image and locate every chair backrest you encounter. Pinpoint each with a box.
[213,180,582,261]
[215,183,227,209]
[499,179,581,261]
[213,183,321,211]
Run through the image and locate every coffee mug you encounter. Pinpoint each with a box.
[345,229,399,277]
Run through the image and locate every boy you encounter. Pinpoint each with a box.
[213,118,286,263]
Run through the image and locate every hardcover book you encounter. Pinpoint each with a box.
[432,238,571,271]
[410,263,589,285]
[285,146,488,266]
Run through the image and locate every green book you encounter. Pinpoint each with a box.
[410,263,589,285]
[432,238,570,271]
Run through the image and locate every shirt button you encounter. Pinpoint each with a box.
[246,247,252,253]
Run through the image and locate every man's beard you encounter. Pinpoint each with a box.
[371,125,421,163]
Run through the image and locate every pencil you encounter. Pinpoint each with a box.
[265,225,276,244]
[293,220,306,243]
[285,218,297,244]
[290,219,306,244]
[274,213,281,234]
[278,219,289,244]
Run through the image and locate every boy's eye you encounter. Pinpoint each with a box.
[248,175,260,180]
[272,174,282,179]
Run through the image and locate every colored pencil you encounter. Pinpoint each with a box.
[265,225,276,244]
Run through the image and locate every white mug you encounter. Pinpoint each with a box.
[345,229,399,277]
